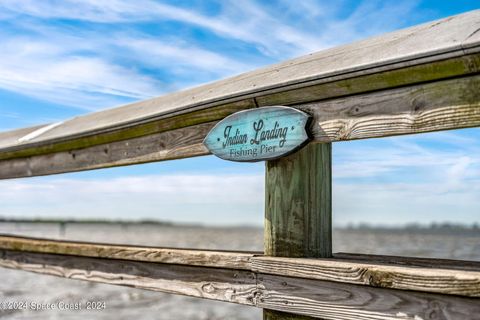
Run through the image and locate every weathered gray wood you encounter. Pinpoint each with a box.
[0,11,478,173]
[1,250,479,319]
[3,11,477,146]
[0,235,256,270]
[1,52,478,161]
[333,253,480,271]
[0,100,255,161]
[1,72,479,179]
[256,273,480,320]
[255,53,480,107]
[264,143,332,319]
[0,122,212,179]
[302,75,480,142]
[264,143,332,258]
[2,235,480,298]
[264,310,317,320]
[251,256,480,297]
[0,249,258,305]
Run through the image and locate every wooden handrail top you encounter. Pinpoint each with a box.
[0,10,479,179]
[0,11,479,155]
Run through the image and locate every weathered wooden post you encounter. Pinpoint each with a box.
[203,105,331,319]
[263,142,332,319]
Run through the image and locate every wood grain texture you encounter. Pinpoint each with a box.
[0,11,478,166]
[0,235,256,270]
[251,256,480,297]
[2,235,480,298]
[256,274,480,320]
[302,75,480,142]
[264,310,318,320]
[0,101,254,160]
[1,250,479,320]
[0,122,213,179]
[1,72,479,179]
[1,52,478,162]
[256,53,480,107]
[265,143,332,258]
[264,142,332,319]
[334,253,480,271]
[0,250,258,305]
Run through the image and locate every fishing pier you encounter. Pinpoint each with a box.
[0,10,479,319]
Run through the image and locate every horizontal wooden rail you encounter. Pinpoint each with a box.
[0,10,479,178]
[1,235,479,298]
[0,246,479,319]
[0,234,256,270]
[251,256,480,297]
[0,249,258,306]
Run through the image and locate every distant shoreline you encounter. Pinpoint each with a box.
[0,218,259,229]
[0,218,478,233]
[0,217,174,226]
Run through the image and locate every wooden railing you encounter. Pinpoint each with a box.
[0,10,479,320]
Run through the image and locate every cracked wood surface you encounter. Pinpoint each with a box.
[1,235,479,298]
[1,249,479,320]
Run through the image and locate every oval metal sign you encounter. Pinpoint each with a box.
[203,106,311,162]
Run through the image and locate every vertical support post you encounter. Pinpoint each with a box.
[263,142,332,319]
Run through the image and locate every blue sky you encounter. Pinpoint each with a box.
[0,1,479,226]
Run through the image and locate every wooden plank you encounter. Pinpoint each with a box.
[0,101,254,160]
[0,249,258,305]
[264,143,332,258]
[251,256,480,297]
[1,52,478,163]
[256,53,480,107]
[1,235,479,298]
[1,249,479,320]
[464,18,480,54]
[0,125,45,149]
[1,73,479,179]
[256,273,480,320]
[264,143,332,319]
[333,253,480,271]
[264,311,318,320]
[0,122,212,179]
[302,74,480,142]
[0,235,256,270]
[0,11,478,163]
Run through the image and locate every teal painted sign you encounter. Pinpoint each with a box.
[203,106,311,162]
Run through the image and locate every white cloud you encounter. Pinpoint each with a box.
[1,130,479,227]
[334,133,480,180]
[0,29,256,111]
[0,36,164,110]
[446,156,473,190]
[0,0,427,112]
[313,0,421,47]
[333,180,480,226]
[0,0,316,62]
[0,111,21,119]
[332,130,480,226]
[115,37,252,76]
[0,0,424,56]
[0,0,144,22]
[0,174,265,225]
